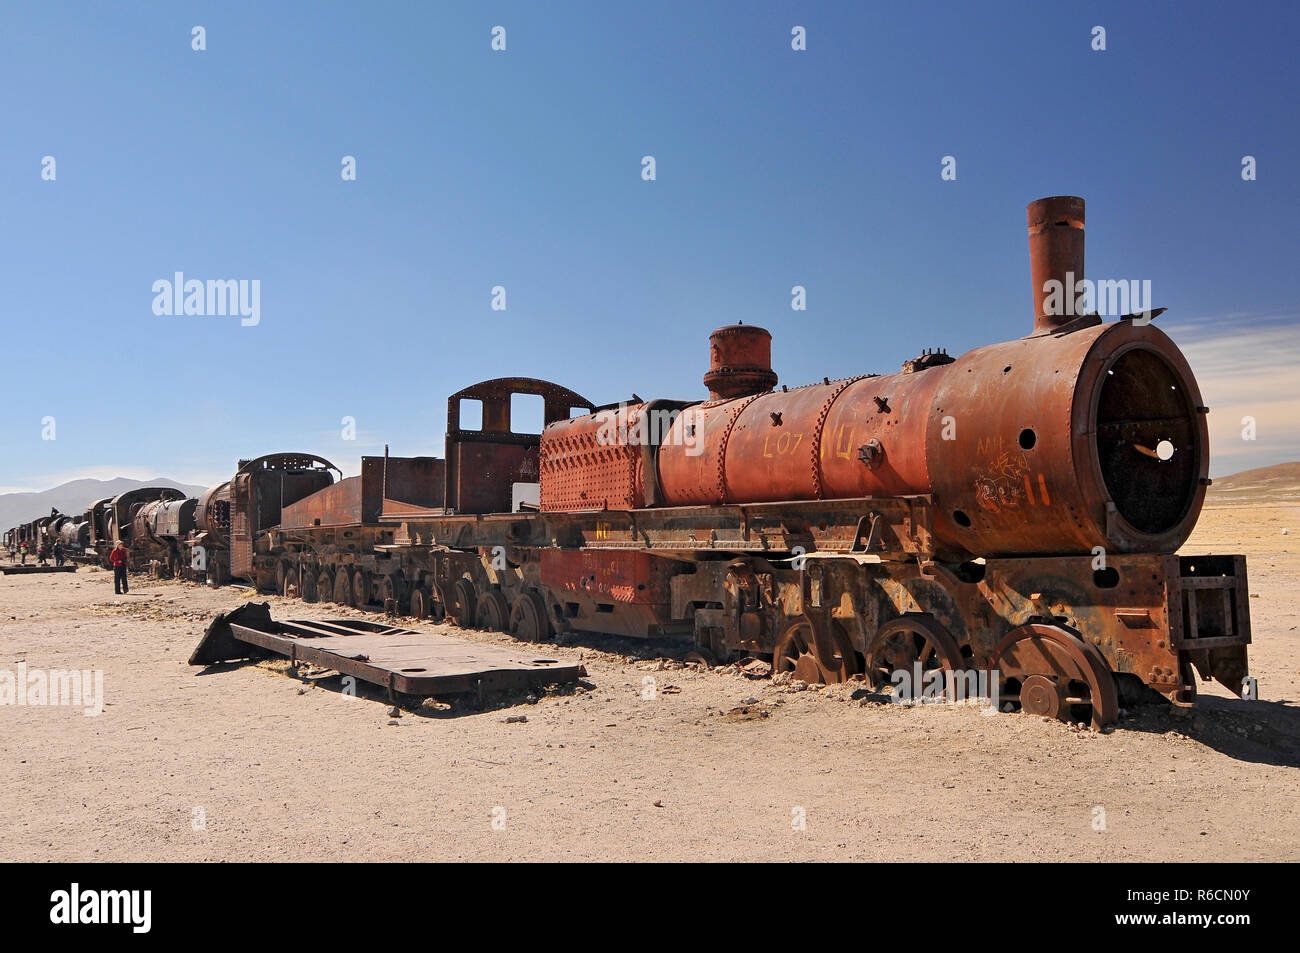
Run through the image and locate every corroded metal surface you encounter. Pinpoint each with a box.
[389,495,934,558]
[1028,195,1086,335]
[195,482,231,538]
[229,453,338,578]
[190,602,582,698]
[445,378,594,515]
[540,404,649,511]
[654,320,1208,559]
[773,614,859,683]
[703,323,777,400]
[133,497,196,541]
[991,622,1119,728]
[278,475,366,531]
[540,549,675,605]
[107,486,185,547]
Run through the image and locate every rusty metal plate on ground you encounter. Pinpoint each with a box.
[1,564,78,574]
[190,602,584,697]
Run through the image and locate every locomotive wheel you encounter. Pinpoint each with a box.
[282,569,299,599]
[451,578,477,629]
[1173,658,1199,708]
[773,616,860,684]
[316,569,335,604]
[301,569,318,603]
[508,591,550,642]
[352,571,372,608]
[865,615,964,692]
[426,590,446,622]
[377,575,404,613]
[333,571,354,606]
[410,587,431,620]
[992,623,1119,729]
[475,590,511,632]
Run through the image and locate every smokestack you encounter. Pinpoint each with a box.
[703,323,777,400]
[1027,195,1085,335]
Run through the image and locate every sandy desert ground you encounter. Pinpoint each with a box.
[1,503,1296,862]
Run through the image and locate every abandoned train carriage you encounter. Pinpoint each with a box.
[262,453,445,608]
[189,454,339,587]
[105,487,187,569]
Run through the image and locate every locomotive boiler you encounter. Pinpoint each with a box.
[100,487,187,568]
[131,497,198,575]
[548,199,1207,563]
[652,310,1204,560]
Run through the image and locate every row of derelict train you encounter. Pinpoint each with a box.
[3,198,1253,726]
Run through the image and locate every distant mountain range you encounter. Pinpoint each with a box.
[1206,462,1300,505]
[0,478,211,531]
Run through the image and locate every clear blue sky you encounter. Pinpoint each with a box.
[1,0,1296,491]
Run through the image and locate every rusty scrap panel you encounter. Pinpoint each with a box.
[452,442,537,514]
[230,473,254,578]
[190,604,583,697]
[1171,554,1252,649]
[363,456,444,521]
[540,408,645,511]
[279,476,364,531]
[282,458,446,530]
[540,549,674,604]
[153,498,197,537]
[230,454,338,571]
[379,498,444,521]
[383,496,935,559]
[444,377,595,514]
[272,470,336,527]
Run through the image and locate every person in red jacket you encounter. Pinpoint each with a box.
[109,541,130,594]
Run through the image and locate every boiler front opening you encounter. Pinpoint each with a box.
[1094,348,1200,535]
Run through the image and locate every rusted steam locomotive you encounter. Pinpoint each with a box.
[4,487,189,567]
[6,197,1251,727]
